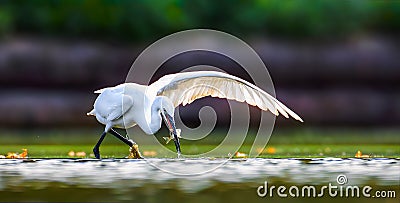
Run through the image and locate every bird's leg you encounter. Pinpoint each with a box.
[161,109,181,156]
[109,128,142,158]
[93,131,107,159]
[109,128,135,146]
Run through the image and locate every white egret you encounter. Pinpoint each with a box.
[87,71,303,159]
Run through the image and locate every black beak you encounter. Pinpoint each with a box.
[161,109,181,154]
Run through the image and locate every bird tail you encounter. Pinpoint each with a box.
[86,109,96,116]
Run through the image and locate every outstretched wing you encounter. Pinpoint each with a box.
[149,71,303,122]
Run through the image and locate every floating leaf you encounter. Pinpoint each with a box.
[68,151,75,157]
[20,149,28,158]
[355,150,370,158]
[143,150,157,156]
[355,150,362,158]
[256,147,276,154]
[75,152,86,157]
[235,152,247,158]
[266,147,276,154]
[5,149,28,159]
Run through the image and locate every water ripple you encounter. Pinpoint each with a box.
[0,158,398,193]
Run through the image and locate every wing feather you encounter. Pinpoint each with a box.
[149,71,303,122]
[234,84,245,102]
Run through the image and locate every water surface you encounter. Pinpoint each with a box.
[0,158,398,202]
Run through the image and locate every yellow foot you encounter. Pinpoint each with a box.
[128,144,143,159]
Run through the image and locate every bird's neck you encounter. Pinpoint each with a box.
[146,97,164,134]
[146,96,173,134]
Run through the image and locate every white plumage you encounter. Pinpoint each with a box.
[88,71,303,158]
[150,71,303,121]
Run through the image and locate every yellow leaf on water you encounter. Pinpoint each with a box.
[6,149,28,159]
[266,147,276,154]
[75,152,86,157]
[20,149,28,158]
[68,151,75,157]
[355,150,369,158]
[256,147,276,154]
[235,152,247,158]
[6,152,18,159]
[143,150,157,156]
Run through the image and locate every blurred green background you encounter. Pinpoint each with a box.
[0,0,399,41]
[0,0,399,153]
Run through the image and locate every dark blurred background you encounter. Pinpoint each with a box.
[0,0,399,131]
